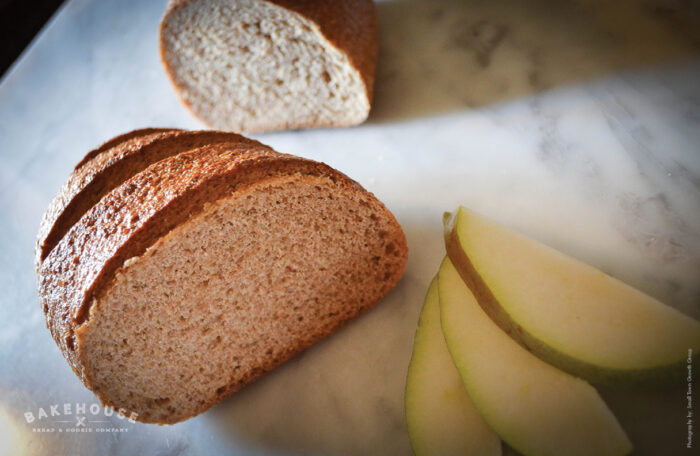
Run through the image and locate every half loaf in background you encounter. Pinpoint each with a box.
[159,0,377,133]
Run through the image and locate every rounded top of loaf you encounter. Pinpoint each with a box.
[35,130,261,269]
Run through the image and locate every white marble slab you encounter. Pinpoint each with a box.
[0,0,698,455]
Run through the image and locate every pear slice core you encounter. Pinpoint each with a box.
[405,277,501,456]
[444,206,700,385]
[438,257,632,456]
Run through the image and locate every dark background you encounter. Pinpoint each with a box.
[0,0,64,78]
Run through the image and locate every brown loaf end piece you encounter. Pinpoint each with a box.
[159,0,377,133]
[35,130,259,268]
[38,139,407,424]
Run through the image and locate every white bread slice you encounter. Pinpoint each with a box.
[37,134,407,424]
[159,0,377,133]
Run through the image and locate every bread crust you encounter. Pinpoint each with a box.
[74,128,180,171]
[36,130,258,268]
[159,0,377,133]
[38,138,407,423]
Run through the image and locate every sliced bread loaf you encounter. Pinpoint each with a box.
[159,0,377,133]
[36,129,256,268]
[37,133,407,424]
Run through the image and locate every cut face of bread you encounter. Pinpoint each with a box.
[36,130,254,268]
[159,0,377,132]
[38,139,407,424]
[79,174,402,422]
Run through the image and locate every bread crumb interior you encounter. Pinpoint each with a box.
[78,174,404,423]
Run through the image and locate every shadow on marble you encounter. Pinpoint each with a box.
[369,0,700,124]
[597,384,688,456]
[203,221,440,456]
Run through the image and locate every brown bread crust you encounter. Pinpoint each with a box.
[36,130,258,267]
[73,128,180,171]
[159,0,377,131]
[38,140,407,404]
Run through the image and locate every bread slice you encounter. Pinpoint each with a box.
[36,129,256,268]
[38,138,407,424]
[159,0,377,133]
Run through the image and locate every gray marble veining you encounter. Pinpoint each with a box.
[0,0,698,455]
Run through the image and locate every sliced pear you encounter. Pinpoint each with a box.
[444,206,700,385]
[438,258,632,456]
[405,277,501,456]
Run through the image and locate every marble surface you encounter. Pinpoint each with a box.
[1,0,699,454]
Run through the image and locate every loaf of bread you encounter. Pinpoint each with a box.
[36,130,407,424]
[159,0,377,133]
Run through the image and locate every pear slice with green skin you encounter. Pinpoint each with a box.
[406,277,501,456]
[438,257,633,456]
[444,206,700,386]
